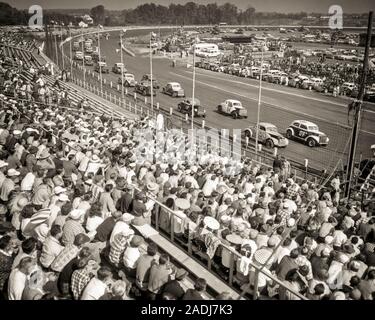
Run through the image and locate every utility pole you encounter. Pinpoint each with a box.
[345,11,373,198]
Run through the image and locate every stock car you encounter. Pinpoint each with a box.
[141,74,160,89]
[118,73,137,87]
[244,122,289,149]
[135,81,157,96]
[177,98,206,117]
[94,61,110,74]
[162,82,185,97]
[217,99,248,119]
[112,63,127,74]
[286,120,329,147]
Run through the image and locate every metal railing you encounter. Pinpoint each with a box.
[130,184,308,300]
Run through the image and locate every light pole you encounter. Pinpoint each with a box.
[60,24,65,70]
[120,29,126,105]
[81,28,85,84]
[150,32,156,113]
[255,43,266,155]
[191,43,196,134]
[69,27,73,78]
[97,26,103,96]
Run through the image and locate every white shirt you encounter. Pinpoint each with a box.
[85,216,104,232]
[202,179,218,197]
[123,247,141,269]
[8,269,27,300]
[81,278,107,300]
[110,221,131,245]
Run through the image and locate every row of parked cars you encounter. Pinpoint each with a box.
[195,59,375,101]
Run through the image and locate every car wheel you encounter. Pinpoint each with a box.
[218,105,222,113]
[307,138,316,147]
[286,130,293,139]
[231,112,238,119]
[265,139,274,149]
[172,92,177,97]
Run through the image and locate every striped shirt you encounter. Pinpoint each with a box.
[50,244,79,272]
[62,219,86,246]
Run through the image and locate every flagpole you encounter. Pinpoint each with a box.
[255,44,264,155]
[120,31,125,104]
[150,32,154,113]
[98,28,103,96]
[54,27,59,68]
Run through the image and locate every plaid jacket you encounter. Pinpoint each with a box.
[50,244,79,272]
[109,233,128,266]
[71,269,92,300]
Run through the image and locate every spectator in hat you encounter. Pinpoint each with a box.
[61,209,86,246]
[0,168,20,203]
[162,268,188,300]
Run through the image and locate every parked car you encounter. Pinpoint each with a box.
[135,81,156,96]
[85,46,93,54]
[177,98,206,117]
[162,82,185,97]
[84,55,93,66]
[94,61,110,74]
[73,42,80,51]
[118,73,137,87]
[286,120,329,147]
[244,122,289,149]
[74,51,84,61]
[112,63,127,74]
[141,74,160,89]
[217,99,248,119]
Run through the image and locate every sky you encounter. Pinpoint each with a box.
[8,0,375,13]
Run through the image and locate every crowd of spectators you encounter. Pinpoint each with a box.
[0,33,375,302]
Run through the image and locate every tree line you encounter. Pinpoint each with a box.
[0,1,369,27]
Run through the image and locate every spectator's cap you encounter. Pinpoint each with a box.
[238,193,245,199]
[74,233,90,246]
[159,163,168,170]
[191,165,198,173]
[0,160,8,168]
[130,235,144,247]
[146,182,158,192]
[343,243,355,254]
[283,203,289,209]
[337,253,350,264]
[203,216,220,230]
[54,186,67,195]
[330,291,346,300]
[13,129,22,135]
[69,209,84,220]
[175,198,190,210]
[7,168,20,177]
[91,155,100,163]
[253,248,273,265]
[325,235,334,245]
[267,235,279,248]
[287,218,296,227]
[185,169,191,175]
[216,184,228,194]
[122,212,134,223]
[226,234,243,245]
[220,215,231,224]
[371,144,375,150]
[129,162,136,168]
[37,149,50,160]
[175,268,188,280]
[287,178,294,184]
[57,194,69,202]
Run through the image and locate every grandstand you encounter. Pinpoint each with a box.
[0,28,374,302]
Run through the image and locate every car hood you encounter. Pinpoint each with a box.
[268,131,286,139]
